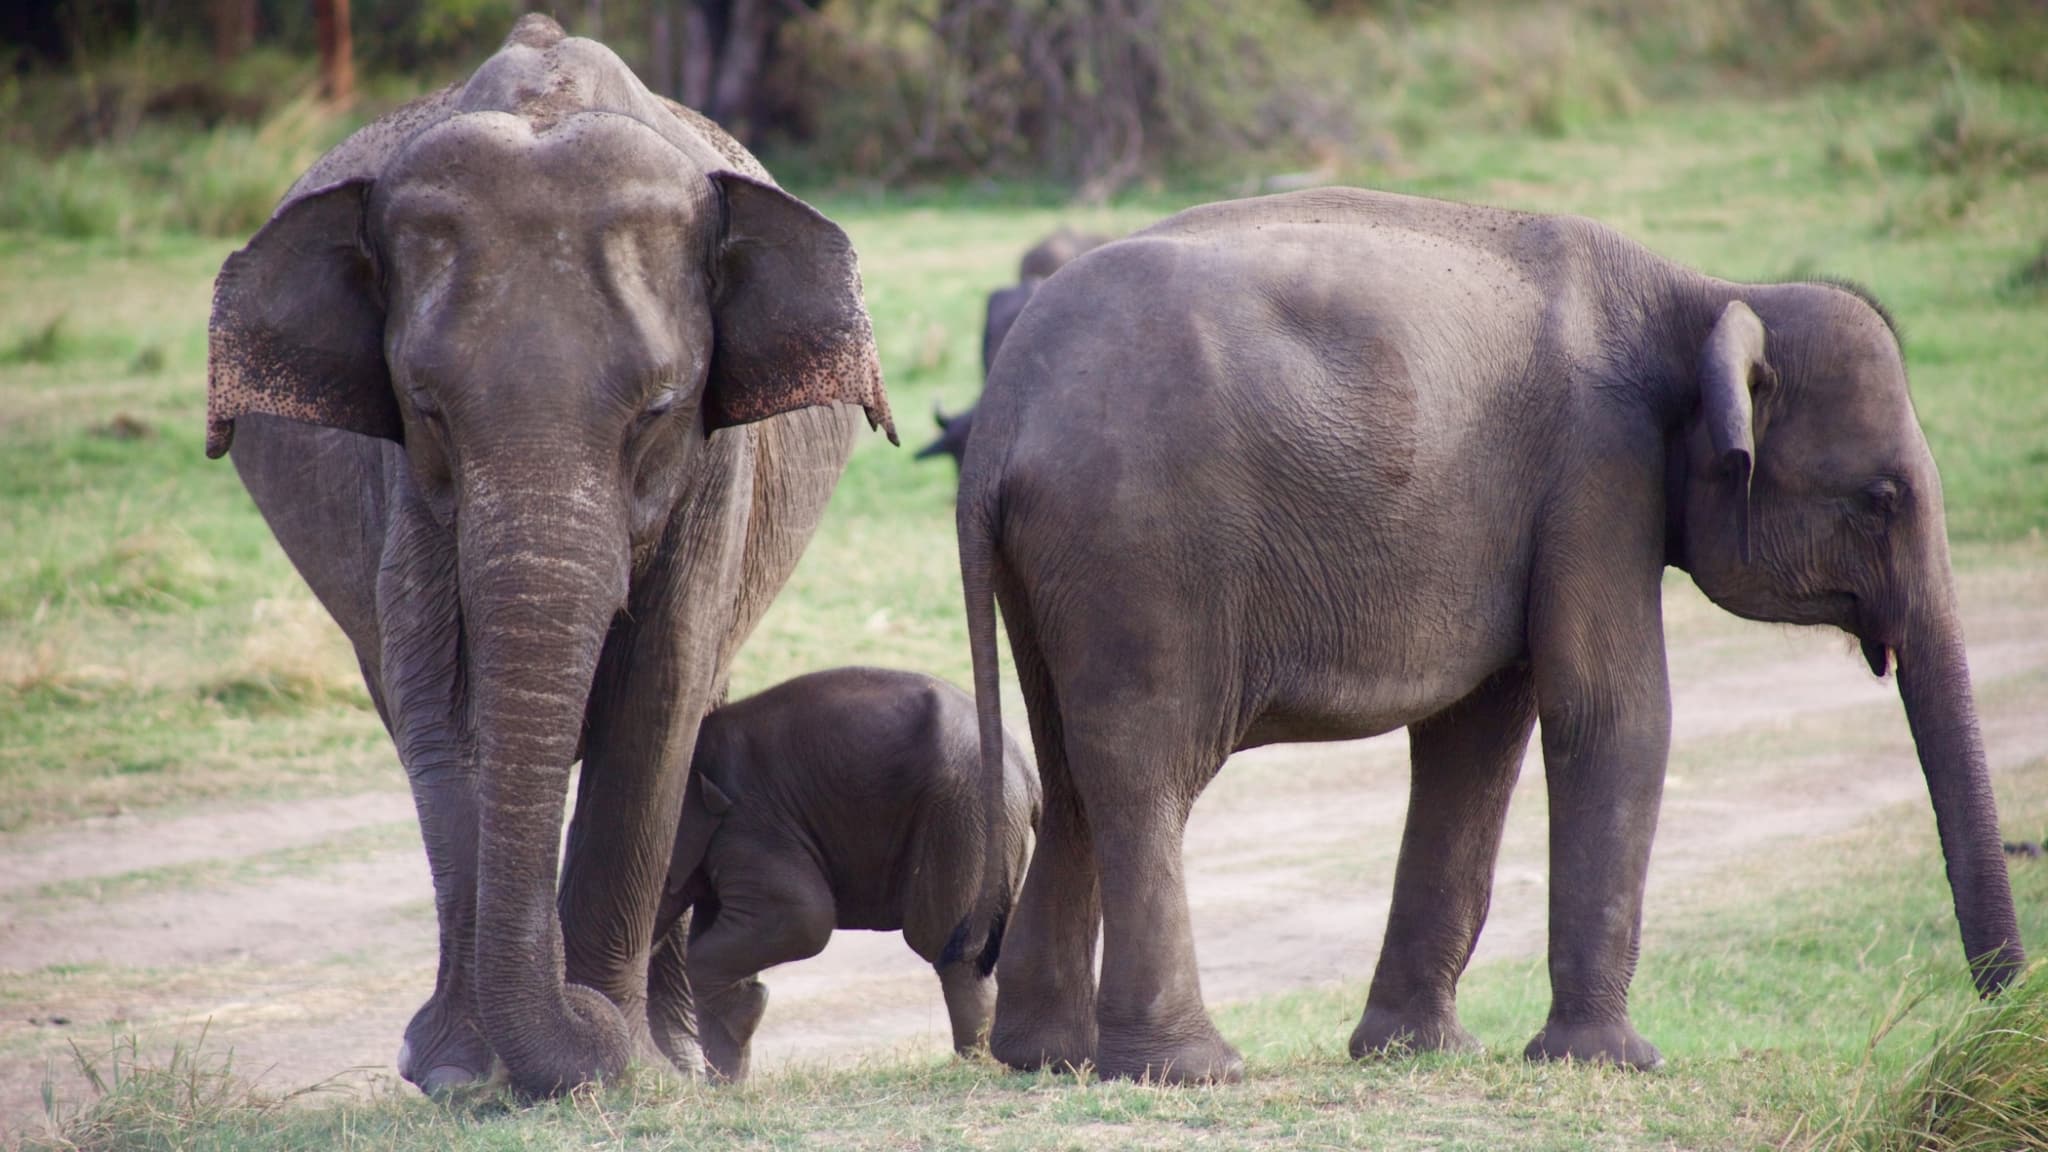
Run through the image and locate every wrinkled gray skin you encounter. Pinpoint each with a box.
[957,187,2024,1083]
[644,667,1040,1082]
[917,229,1112,465]
[207,16,894,1097]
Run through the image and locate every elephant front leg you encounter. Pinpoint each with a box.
[396,776,494,1093]
[687,880,834,1083]
[699,977,769,1083]
[1354,663,1536,1059]
[557,512,746,1060]
[379,490,497,1094]
[1524,552,1671,1069]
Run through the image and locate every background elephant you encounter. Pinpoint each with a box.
[957,187,2023,1082]
[916,228,1112,466]
[646,667,1039,1081]
[208,15,894,1097]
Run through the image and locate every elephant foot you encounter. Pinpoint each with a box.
[701,977,769,1084]
[989,1010,1096,1074]
[1523,1019,1663,1070]
[1096,1021,1244,1085]
[1349,1003,1482,1059]
[398,997,497,1096]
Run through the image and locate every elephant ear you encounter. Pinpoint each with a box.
[206,179,398,458]
[667,766,736,897]
[1698,299,1779,563]
[704,172,896,445]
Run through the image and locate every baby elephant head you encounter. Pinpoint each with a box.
[1674,283,2021,995]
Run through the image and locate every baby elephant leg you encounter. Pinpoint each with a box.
[937,961,996,1055]
[700,977,770,1082]
[647,916,705,1079]
[688,877,835,1083]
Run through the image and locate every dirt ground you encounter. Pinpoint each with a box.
[4,557,2046,1132]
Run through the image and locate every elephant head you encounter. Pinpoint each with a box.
[206,16,891,1095]
[915,401,977,465]
[1671,283,2022,994]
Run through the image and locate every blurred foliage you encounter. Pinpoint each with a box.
[750,0,2048,192]
[2,0,2046,197]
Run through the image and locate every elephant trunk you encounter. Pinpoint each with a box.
[461,470,635,1095]
[1896,579,2025,996]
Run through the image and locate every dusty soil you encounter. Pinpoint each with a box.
[4,558,2046,1132]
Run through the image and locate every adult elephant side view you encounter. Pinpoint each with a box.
[957,187,2023,1083]
[208,15,894,1097]
[917,228,1112,466]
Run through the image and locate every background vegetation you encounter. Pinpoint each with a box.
[3,0,2047,1148]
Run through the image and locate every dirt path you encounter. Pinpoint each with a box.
[4,558,2046,1131]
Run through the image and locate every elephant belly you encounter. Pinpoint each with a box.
[1241,628,1519,749]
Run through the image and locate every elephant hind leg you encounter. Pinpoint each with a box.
[1080,748,1241,1084]
[937,961,996,1056]
[1053,666,1240,1085]
[988,585,1101,1075]
[1353,663,1535,1060]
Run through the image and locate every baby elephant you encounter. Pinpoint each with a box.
[648,667,1039,1082]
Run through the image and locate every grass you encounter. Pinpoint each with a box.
[19,760,2048,1151]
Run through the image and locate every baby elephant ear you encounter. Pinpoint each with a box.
[699,772,735,817]
[705,173,896,445]
[1698,299,1778,563]
[206,179,399,458]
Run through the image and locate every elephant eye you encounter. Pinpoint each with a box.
[1861,477,1905,525]
[637,388,678,425]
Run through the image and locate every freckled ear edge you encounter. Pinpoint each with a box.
[206,179,399,458]
[699,774,735,817]
[704,172,896,446]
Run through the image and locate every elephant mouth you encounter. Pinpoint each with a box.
[1847,593,1897,677]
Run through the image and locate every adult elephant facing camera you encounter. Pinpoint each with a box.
[958,187,2023,1083]
[208,16,894,1097]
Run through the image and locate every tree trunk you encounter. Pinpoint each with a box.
[315,0,354,107]
[649,0,678,99]
[211,0,256,65]
[681,2,717,111]
[709,0,770,136]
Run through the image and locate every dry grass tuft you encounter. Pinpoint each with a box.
[23,1028,348,1152]
[200,597,368,715]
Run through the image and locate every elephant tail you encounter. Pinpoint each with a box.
[958,437,1008,956]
